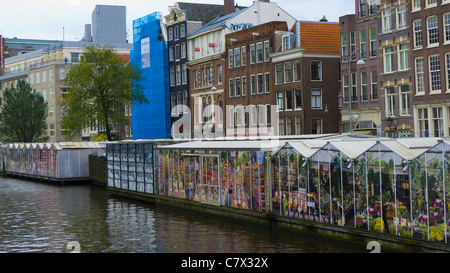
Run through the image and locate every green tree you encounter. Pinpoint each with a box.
[61,44,148,141]
[0,80,48,143]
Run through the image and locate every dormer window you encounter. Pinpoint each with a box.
[282,35,290,51]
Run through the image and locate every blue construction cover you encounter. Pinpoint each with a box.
[131,12,171,140]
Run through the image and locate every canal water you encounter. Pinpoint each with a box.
[0,177,366,253]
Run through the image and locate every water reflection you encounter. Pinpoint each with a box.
[0,177,363,253]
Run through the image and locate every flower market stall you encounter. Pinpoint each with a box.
[271,140,327,220]
[410,139,450,243]
[156,140,283,212]
[106,140,175,194]
[3,142,105,182]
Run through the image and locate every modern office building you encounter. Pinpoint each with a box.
[91,5,128,44]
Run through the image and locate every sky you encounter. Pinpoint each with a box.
[0,0,354,41]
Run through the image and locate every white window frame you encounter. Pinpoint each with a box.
[396,5,407,30]
[235,77,241,97]
[398,43,409,71]
[293,61,301,82]
[250,44,256,64]
[264,73,270,94]
[275,64,282,85]
[427,16,439,47]
[415,57,425,95]
[284,62,292,83]
[432,107,444,137]
[251,105,257,126]
[242,76,247,96]
[257,73,264,94]
[399,85,411,116]
[385,87,396,117]
[412,0,421,11]
[311,89,322,109]
[241,46,247,66]
[251,75,256,95]
[444,13,450,44]
[234,48,241,67]
[276,91,283,111]
[311,61,322,81]
[383,46,394,74]
[382,9,392,33]
[360,29,367,59]
[413,20,423,48]
[426,0,437,8]
[429,55,441,93]
[418,108,429,137]
[370,70,378,100]
[285,90,293,111]
[341,33,348,62]
[264,40,270,62]
[361,71,368,101]
[446,53,450,92]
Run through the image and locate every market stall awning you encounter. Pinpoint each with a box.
[283,140,327,159]
[158,140,284,152]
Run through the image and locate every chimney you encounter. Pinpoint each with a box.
[224,0,235,15]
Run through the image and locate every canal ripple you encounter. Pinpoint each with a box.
[0,177,364,253]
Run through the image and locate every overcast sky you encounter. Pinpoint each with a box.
[0,0,354,41]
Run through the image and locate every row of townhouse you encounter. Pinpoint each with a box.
[340,0,450,138]
[164,0,341,139]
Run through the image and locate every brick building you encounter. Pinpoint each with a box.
[187,0,296,139]
[410,0,450,137]
[165,2,229,137]
[225,21,287,138]
[272,20,341,135]
[340,0,381,135]
[378,0,414,138]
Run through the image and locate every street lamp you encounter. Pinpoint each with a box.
[386,116,396,138]
[348,48,366,133]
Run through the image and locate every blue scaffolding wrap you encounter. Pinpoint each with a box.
[131,12,171,140]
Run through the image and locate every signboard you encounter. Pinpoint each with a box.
[141,37,150,69]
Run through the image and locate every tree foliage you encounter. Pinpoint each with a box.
[0,80,48,143]
[61,44,148,141]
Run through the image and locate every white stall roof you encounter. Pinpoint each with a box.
[324,140,378,159]
[374,140,430,161]
[158,140,284,152]
[396,137,441,149]
[5,142,105,151]
[285,140,327,158]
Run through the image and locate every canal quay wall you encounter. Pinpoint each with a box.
[108,187,450,253]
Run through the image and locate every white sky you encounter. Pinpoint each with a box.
[0,0,354,41]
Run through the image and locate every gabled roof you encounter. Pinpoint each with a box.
[291,21,340,55]
[187,6,247,37]
[173,2,247,26]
